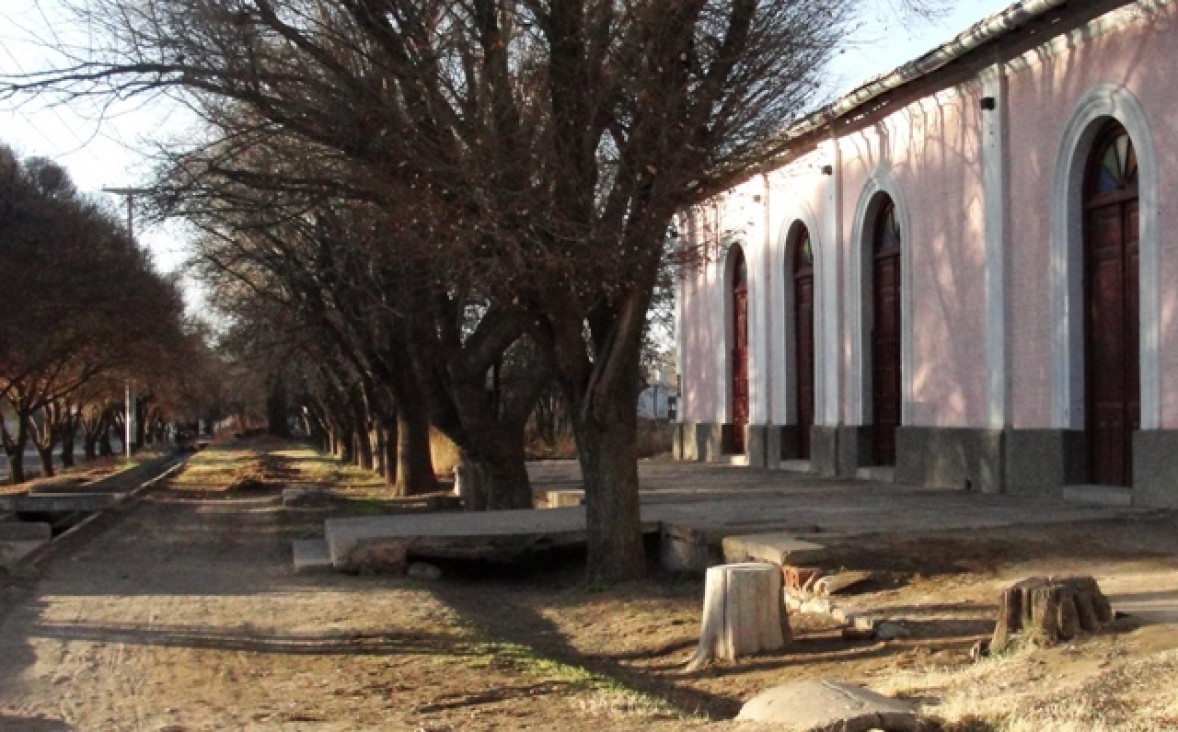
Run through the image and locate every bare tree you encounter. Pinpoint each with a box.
[4,0,882,578]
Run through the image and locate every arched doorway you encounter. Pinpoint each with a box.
[871,198,902,466]
[791,226,815,460]
[729,246,749,454]
[1084,121,1139,486]
[725,245,753,450]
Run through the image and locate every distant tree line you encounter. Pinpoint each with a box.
[0,146,206,483]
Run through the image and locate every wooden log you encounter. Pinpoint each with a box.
[686,563,790,671]
[989,575,1113,653]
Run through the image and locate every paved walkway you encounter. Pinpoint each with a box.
[321,460,1154,572]
[534,459,1149,536]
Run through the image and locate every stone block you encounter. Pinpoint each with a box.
[814,570,875,596]
[722,533,826,567]
[737,680,926,730]
[1133,430,1178,508]
[896,426,1005,493]
[1005,429,1086,496]
[746,424,770,468]
[660,524,724,572]
[291,539,332,573]
[0,521,52,541]
[836,425,873,477]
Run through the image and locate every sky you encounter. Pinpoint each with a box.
[0,0,1014,285]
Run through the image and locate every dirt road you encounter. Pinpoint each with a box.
[0,460,703,731]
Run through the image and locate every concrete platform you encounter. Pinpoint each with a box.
[0,522,52,541]
[325,507,660,571]
[311,461,1149,574]
[0,540,48,568]
[722,533,828,566]
[1064,484,1134,507]
[0,493,119,513]
[292,539,333,573]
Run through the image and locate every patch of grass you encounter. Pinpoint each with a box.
[472,639,682,721]
[430,427,461,479]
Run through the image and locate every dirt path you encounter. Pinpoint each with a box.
[3,442,1178,731]
[0,450,710,731]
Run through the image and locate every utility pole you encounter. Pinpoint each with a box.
[103,186,152,463]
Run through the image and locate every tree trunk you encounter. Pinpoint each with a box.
[373,424,386,477]
[60,419,77,468]
[572,378,646,583]
[4,418,29,484]
[266,377,292,437]
[686,563,790,671]
[379,414,398,489]
[456,451,487,512]
[990,576,1113,653]
[393,400,438,497]
[355,427,374,471]
[36,444,54,477]
[134,397,149,449]
[477,431,532,510]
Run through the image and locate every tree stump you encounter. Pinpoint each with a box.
[990,575,1113,653]
[686,563,790,671]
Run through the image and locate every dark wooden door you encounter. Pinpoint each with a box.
[731,250,749,454]
[1084,124,1138,487]
[793,231,815,460]
[871,202,902,466]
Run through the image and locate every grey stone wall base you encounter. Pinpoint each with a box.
[778,425,800,461]
[896,426,1004,493]
[746,425,770,468]
[836,425,873,477]
[1005,429,1087,496]
[673,422,695,461]
[1133,430,1178,508]
[695,423,724,462]
[810,426,839,476]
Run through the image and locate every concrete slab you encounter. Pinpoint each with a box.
[855,466,895,483]
[776,459,812,473]
[292,539,333,573]
[0,540,48,568]
[0,522,52,541]
[722,533,827,567]
[1063,484,1134,507]
[533,489,584,509]
[314,461,1151,574]
[736,680,926,730]
[324,507,660,571]
[0,493,119,513]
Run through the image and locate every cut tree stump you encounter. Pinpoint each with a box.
[990,575,1113,653]
[685,562,790,671]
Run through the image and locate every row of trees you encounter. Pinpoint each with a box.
[0,146,204,483]
[4,0,904,580]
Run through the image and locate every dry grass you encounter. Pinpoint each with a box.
[878,634,1178,731]
[430,427,462,478]
[2,453,152,495]
[526,420,674,461]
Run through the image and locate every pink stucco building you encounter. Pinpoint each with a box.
[675,0,1178,505]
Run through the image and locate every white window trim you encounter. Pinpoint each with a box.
[1050,83,1160,431]
[770,204,825,427]
[849,167,914,427]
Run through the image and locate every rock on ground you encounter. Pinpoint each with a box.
[736,680,930,731]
